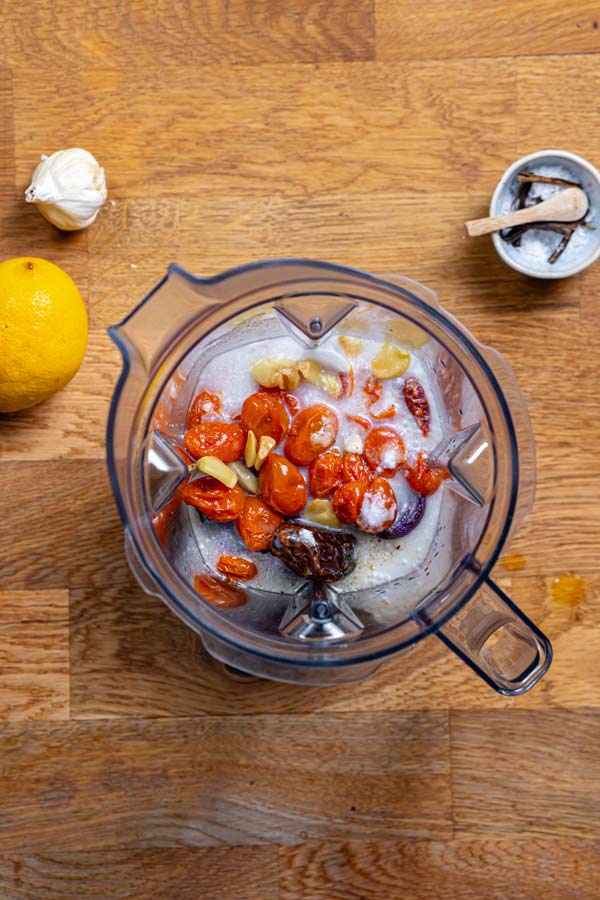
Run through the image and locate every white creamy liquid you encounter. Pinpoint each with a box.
[179,330,450,617]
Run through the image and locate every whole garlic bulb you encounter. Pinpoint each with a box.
[25,148,107,231]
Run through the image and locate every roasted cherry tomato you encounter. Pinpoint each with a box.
[404,451,449,496]
[363,375,382,406]
[309,450,343,498]
[357,476,398,534]
[332,480,368,525]
[183,421,245,462]
[364,426,406,477]
[259,453,308,516]
[341,452,371,484]
[285,403,339,466]
[236,496,284,552]
[187,389,222,428]
[216,555,258,582]
[182,477,244,522]
[241,391,289,443]
[193,573,246,608]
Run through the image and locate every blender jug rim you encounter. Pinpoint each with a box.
[106,257,521,667]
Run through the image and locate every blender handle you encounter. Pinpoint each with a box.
[435,577,552,695]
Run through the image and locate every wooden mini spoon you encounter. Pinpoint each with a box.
[465,187,589,237]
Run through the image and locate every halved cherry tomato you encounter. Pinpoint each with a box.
[372,405,397,420]
[216,555,258,582]
[241,392,289,443]
[332,480,368,525]
[364,375,382,406]
[309,450,343,498]
[182,477,244,522]
[285,403,339,466]
[152,446,194,547]
[259,453,308,516]
[404,451,450,496]
[183,421,245,462]
[194,573,246,608]
[364,426,406,477]
[236,496,284,552]
[346,414,371,432]
[341,452,371,484]
[187,390,222,428]
[357,477,398,534]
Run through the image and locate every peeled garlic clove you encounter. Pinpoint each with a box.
[255,435,276,470]
[244,430,257,468]
[297,359,342,398]
[251,358,301,391]
[338,336,363,357]
[306,499,342,529]
[229,461,259,495]
[196,456,238,488]
[370,343,411,379]
[25,148,107,231]
[344,431,364,454]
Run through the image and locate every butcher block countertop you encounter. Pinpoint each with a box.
[1,2,599,897]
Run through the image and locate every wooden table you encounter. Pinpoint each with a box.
[1,2,599,897]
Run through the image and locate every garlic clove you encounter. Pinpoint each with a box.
[25,148,107,231]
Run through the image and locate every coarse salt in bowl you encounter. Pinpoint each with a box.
[490,150,600,279]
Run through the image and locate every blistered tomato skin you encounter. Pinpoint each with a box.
[404,451,449,496]
[187,390,222,428]
[285,403,339,466]
[363,426,406,477]
[363,375,382,406]
[309,450,343,498]
[182,477,244,522]
[241,392,289,443]
[216,555,258,581]
[357,477,398,534]
[193,573,247,608]
[332,480,368,525]
[341,452,371,484]
[183,421,245,462]
[236,496,284,552]
[259,453,308,517]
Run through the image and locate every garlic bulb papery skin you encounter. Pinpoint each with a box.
[25,148,107,231]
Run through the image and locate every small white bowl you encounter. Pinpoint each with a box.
[490,149,600,279]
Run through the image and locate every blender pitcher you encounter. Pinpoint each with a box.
[107,259,552,693]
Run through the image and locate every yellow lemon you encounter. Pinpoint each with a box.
[0,257,88,413]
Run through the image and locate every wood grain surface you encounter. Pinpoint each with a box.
[1,1,600,897]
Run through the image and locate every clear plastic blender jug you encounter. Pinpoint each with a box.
[107,259,552,693]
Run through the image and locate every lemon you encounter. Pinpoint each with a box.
[0,257,88,413]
